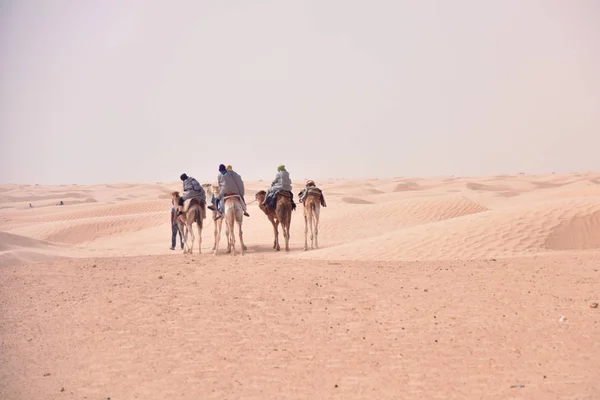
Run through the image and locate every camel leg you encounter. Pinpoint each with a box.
[214,220,222,256]
[285,211,291,252]
[187,221,195,254]
[227,224,231,250]
[238,217,246,255]
[303,211,309,251]
[240,228,247,252]
[229,218,236,256]
[314,207,320,249]
[178,222,185,253]
[197,222,202,254]
[269,217,280,251]
[226,221,232,254]
[179,220,190,254]
[240,214,247,252]
[212,216,218,251]
[308,210,314,250]
[185,229,190,253]
[222,202,234,256]
[283,222,290,252]
[215,218,228,252]
[177,220,185,252]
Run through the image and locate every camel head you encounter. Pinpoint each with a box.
[211,184,219,196]
[255,190,267,202]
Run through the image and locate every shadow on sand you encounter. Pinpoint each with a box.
[229,243,311,254]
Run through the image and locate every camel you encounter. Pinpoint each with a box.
[301,186,324,250]
[214,194,246,256]
[171,191,205,254]
[255,190,280,250]
[202,183,230,251]
[255,190,293,251]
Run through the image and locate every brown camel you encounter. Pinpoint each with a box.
[255,190,293,251]
[171,191,205,254]
[256,190,280,250]
[300,183,325,250]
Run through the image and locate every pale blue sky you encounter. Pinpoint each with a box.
[1,0,599,185]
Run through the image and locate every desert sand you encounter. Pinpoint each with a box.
[1,173,599,399]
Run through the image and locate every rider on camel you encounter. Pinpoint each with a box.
[220,164,250,217]
[298,180,327,207]
[261,165,296,210]
[210,164,249,220]
[224,165,249,216]
[177,173,206,216]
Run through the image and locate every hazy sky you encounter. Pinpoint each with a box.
[1,0,599,185]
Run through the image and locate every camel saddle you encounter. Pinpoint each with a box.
[277,190,293,198]
[306,188,322,197]
[301,187,326,207]
[183,197,205,213]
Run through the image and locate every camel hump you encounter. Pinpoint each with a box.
[223,193,242,201]
[183,197,204,212]
[306,188,322,197]
[182,198,193,212]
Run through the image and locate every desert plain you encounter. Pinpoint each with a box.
[1,172,599,399]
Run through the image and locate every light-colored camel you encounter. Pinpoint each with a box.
[256,190,293,251]
[171,191,205,254]
[202,183,230,252]
[202,183,234,253]
[302,187,323,250]
[214,194,246,256]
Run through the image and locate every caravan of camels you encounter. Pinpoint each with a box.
[171,164,327,256]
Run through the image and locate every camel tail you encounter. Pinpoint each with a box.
[277,202,286,225]
[277,199,292,226]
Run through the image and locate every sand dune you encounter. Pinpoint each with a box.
[341,196,374,204]
[544,209,600,250]
[0,231,65,251]
[516,179,600,202]
[0,231,67,267]
[42,214,165,245]
[313,195,489,246]
[393,181,423,191]
[295,196,600,261]
[0,191,89,202]
[2,172,600,264]
[466,181,513,192]
[495,190,521,198]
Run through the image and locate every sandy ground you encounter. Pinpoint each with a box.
[1,173,600,399]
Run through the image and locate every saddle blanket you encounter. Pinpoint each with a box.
[223,194,242,201]
[265,190,294,209]
[183,197,204,213]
